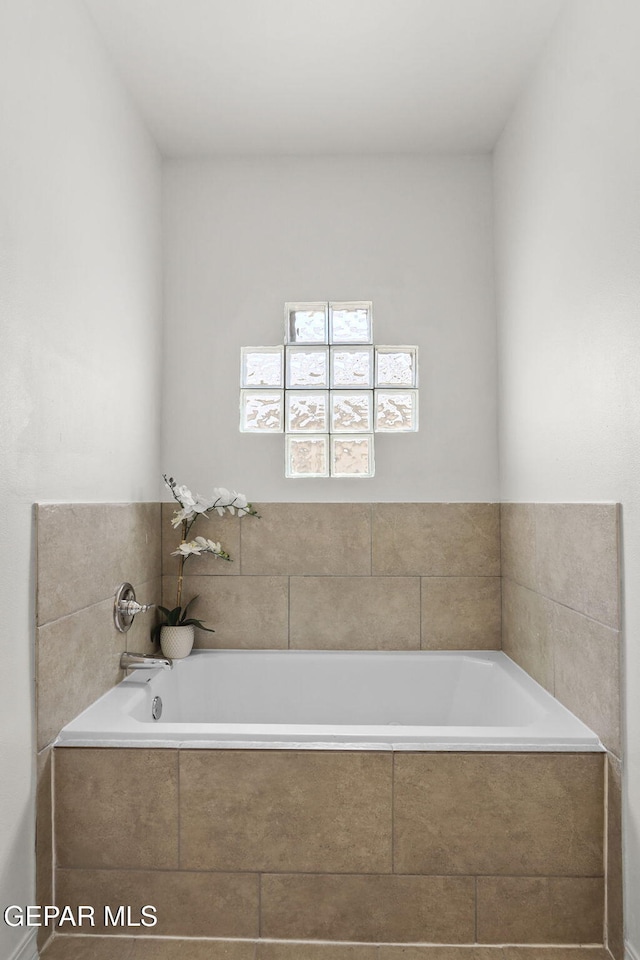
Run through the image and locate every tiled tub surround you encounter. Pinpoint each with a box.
[52,747,605,945]
[501,504,620,754]
[161,502,502,650]
[35,502,162,953]
[36,500,499,956]
[36,500,624,956]
[36,502,162,750]
[500,504,622,959]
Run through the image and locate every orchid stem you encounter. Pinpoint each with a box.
[176,518,188,608]
[165,478,259,614]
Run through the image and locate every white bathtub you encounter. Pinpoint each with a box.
[57,649,602,752]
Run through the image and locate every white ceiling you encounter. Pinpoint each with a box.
[84,0,566,157]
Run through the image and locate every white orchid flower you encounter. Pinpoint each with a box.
[192,494,213,515]
[171,506,194,527]
[175,485,196,508]
[211,487,230,516]
[171,537,229,560]
[229,490,250,516]
[208,487,251,516]
[194,536,223,554]
[171,540,204,557]
[163,475,253,613]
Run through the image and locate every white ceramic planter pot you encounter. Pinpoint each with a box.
[160,624,195,660]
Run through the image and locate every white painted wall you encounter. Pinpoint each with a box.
[162,156,498,502]
[494,0,640,951]
[0,1,162,956]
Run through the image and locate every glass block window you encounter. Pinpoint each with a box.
[330,346,374,389]
[286,346,330,388]
[331,391,373,433]
[375,346,418,387]
[286,303,328,344]
[240,390,284,432]
[329,302,373,344]
[240,301,419,476]
[241,346,284,388]
[375,389,419,432]
[286,391,329,433]
[286,435,329,478]
[331,435,375,477]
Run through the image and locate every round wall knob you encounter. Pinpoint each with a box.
[114,582,155,633]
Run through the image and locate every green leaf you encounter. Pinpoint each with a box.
[166,607,182,626]
[191,620,210,630]
[180,596,199,621]
[181,618,215,633]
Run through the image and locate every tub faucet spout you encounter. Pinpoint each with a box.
[120,652,173,671]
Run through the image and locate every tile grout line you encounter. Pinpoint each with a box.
[44,865,607,878]
[369,502,374,577]
[38,577,162,631]
[501,575,620,634]
[38,938,613,957]
[43,936,611,951]
[171,572,502,579]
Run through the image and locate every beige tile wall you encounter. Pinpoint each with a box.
[36,502,162,751]
[161,502,501,651]
[37,499,624,955]
[500,503,622,958]
[36,499,501,952]
[53,747,604,945]
[35,502,162,950]
[35,502,621,731]
[501,504,621,743]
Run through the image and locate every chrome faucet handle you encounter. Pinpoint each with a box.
[114,582,155,634]
[118,598,155,616]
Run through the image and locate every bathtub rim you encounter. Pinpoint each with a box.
[55,649,604,753]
